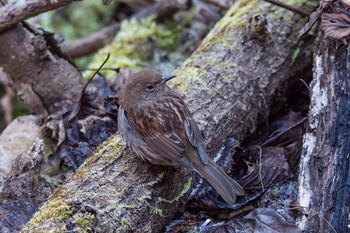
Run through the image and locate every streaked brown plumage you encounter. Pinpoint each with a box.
[118,70,244,204]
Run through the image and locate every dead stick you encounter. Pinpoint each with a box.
[61,0,189,58]
[0,0,75,31]
[263,0,309,17]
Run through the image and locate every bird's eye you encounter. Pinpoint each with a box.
[146,84,154,90]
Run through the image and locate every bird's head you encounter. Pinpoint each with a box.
[120,70,176,105]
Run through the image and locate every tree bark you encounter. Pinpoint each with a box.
[297,3,350,233]
[0,0,75,32]
[0,23,85,115]
[20,0,314,232]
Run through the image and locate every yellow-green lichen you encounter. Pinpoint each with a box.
[72,212,95,233]
[157,178,192,204]
[23,198,72,231]
[137,194,152,204]
[172,66,200,93]
[153,207,164,217]
[106,196,138,211]
[94,134,121,155]
[75,167,91,180]
[291,47,301,65]
[203,0,259,44]
[116,217,133,232]
[146,178,192,217]
[146,172,165,187]
[82,135,122,166]
[136,194,164,217]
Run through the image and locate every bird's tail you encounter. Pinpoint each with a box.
[195,160,245,204]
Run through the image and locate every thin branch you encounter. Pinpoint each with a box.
[263,0,309,17]
[0,0,75,32]
[203,0,230,10]
[61,0,189,58]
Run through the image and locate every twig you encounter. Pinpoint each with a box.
[263,0,309,17]
[203,0,230,10]
[80,53,111,98]
[61,0,189,58]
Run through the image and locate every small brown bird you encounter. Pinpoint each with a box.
[118,70,244,204]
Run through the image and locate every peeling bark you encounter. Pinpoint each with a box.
[298,19,350,233]
[0,24,85,115]
[297,2,350,233]
[20,0,314,232]
[297,37,344,233]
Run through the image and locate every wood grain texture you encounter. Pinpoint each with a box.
[298,3,350,232]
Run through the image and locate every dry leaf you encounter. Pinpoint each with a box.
[322,13,350,39]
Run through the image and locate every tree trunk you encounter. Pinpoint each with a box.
[19,0,314,232]
[297,3,350,233]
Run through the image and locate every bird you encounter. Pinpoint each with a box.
[117,70,245,204]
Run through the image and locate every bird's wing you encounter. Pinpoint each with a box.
[119,107,193,168]
[144,131,193,168]
[162,91,209,165]
[184,113,209,165]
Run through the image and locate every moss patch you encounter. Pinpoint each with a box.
[87,16,181,77]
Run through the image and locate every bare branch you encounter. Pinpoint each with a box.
[0,0,75,32]
[263,0,309,17]
[61,0,189,58]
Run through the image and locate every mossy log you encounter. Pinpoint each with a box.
[21,0,314,232]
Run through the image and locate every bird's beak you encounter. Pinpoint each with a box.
[162,74,176,83]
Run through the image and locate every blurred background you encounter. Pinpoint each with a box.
[0,0,235,132]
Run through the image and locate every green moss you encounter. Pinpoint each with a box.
[13,98,30,118]
[84,134,122,164]
[203,0,259,44]
[99,135,122,156]
[75,167,91,180]
[105,194,139,211]
[117,217,133,232]
[153,207,164,217]
[146,172,165,187]
[137,194,152,203]
[157,178,192,204]
[291,47,301,65]
[172,66,199,93]
[23,198,72,231]
[271,187,280,196]
[87,16,181,77]
[72,212,95,233]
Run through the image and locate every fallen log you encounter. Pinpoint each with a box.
[19,0,314,231]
